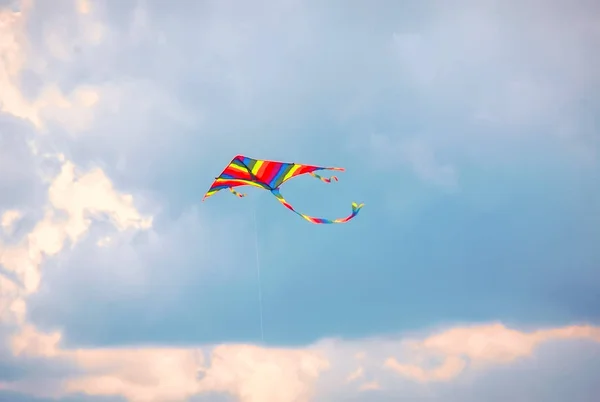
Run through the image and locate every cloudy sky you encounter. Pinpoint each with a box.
[1,0,599,401]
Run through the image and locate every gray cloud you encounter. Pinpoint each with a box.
[14,0,599,200]
[27,206,259,346]
[389,0,600,155]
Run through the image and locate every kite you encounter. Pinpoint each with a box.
[202,155,364,224]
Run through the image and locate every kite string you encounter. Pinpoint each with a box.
[253,207,265,343]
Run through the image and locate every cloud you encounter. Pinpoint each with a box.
[2,0,249,353]
[0,0,153,332]
[1,0,599,401]
[0,154,152,329]
[0,0,153,372]
[382,323,600,382]
[25,202,247,347]
[1,210,21,235]
[194,345,328,402]
[0,1,104,132]
[4,323,330,402]
[0,115,45,211]
[369,0,600,185]
[365,133,458,189]
[390,0,600,132]
[385,355,466,382]
[1,322,599,401]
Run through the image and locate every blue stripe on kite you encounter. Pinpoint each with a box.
[211,184,230,190]
[269,163,291,188]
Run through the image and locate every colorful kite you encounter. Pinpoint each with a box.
[202,155,364,224]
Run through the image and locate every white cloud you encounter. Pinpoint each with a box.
[0,155,152,305]
[76,0,91,15]
[0,1,153,338]
[11,322,61,358]
[195,345,329,402]
[0,275,22,325]
[346,366,363,382]
[1,321,599,402]
[385,355,466,382]
[47,160,152,238]
[0,2,105,132]
[1,210,21,234]
[358,380,381,391]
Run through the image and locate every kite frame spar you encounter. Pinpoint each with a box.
[202,155,364,224]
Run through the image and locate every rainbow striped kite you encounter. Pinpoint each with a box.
[202,155,364,224]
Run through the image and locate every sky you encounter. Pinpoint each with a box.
[0,0,599,401]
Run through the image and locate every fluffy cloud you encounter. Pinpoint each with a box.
[1,322,599,402]
[365,0,600,187]
[0,1,104,132]
[0,155,152,327]
[1,0,152,385]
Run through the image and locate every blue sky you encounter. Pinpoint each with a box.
[0,0,599,401]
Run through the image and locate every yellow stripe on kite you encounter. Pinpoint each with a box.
[229,164,247,173]
[282,164,301,182]
[247,181,268,189]
[251,160,264,175]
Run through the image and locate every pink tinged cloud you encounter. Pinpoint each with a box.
[5,322,600,401]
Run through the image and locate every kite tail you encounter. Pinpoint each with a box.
[270,189,364,224]
[229,187,246,198]
[309,172,339,183]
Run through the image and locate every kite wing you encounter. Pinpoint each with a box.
[202,155,269,201]
[202,155,364,224]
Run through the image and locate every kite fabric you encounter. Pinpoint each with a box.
[202,155,364,224]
